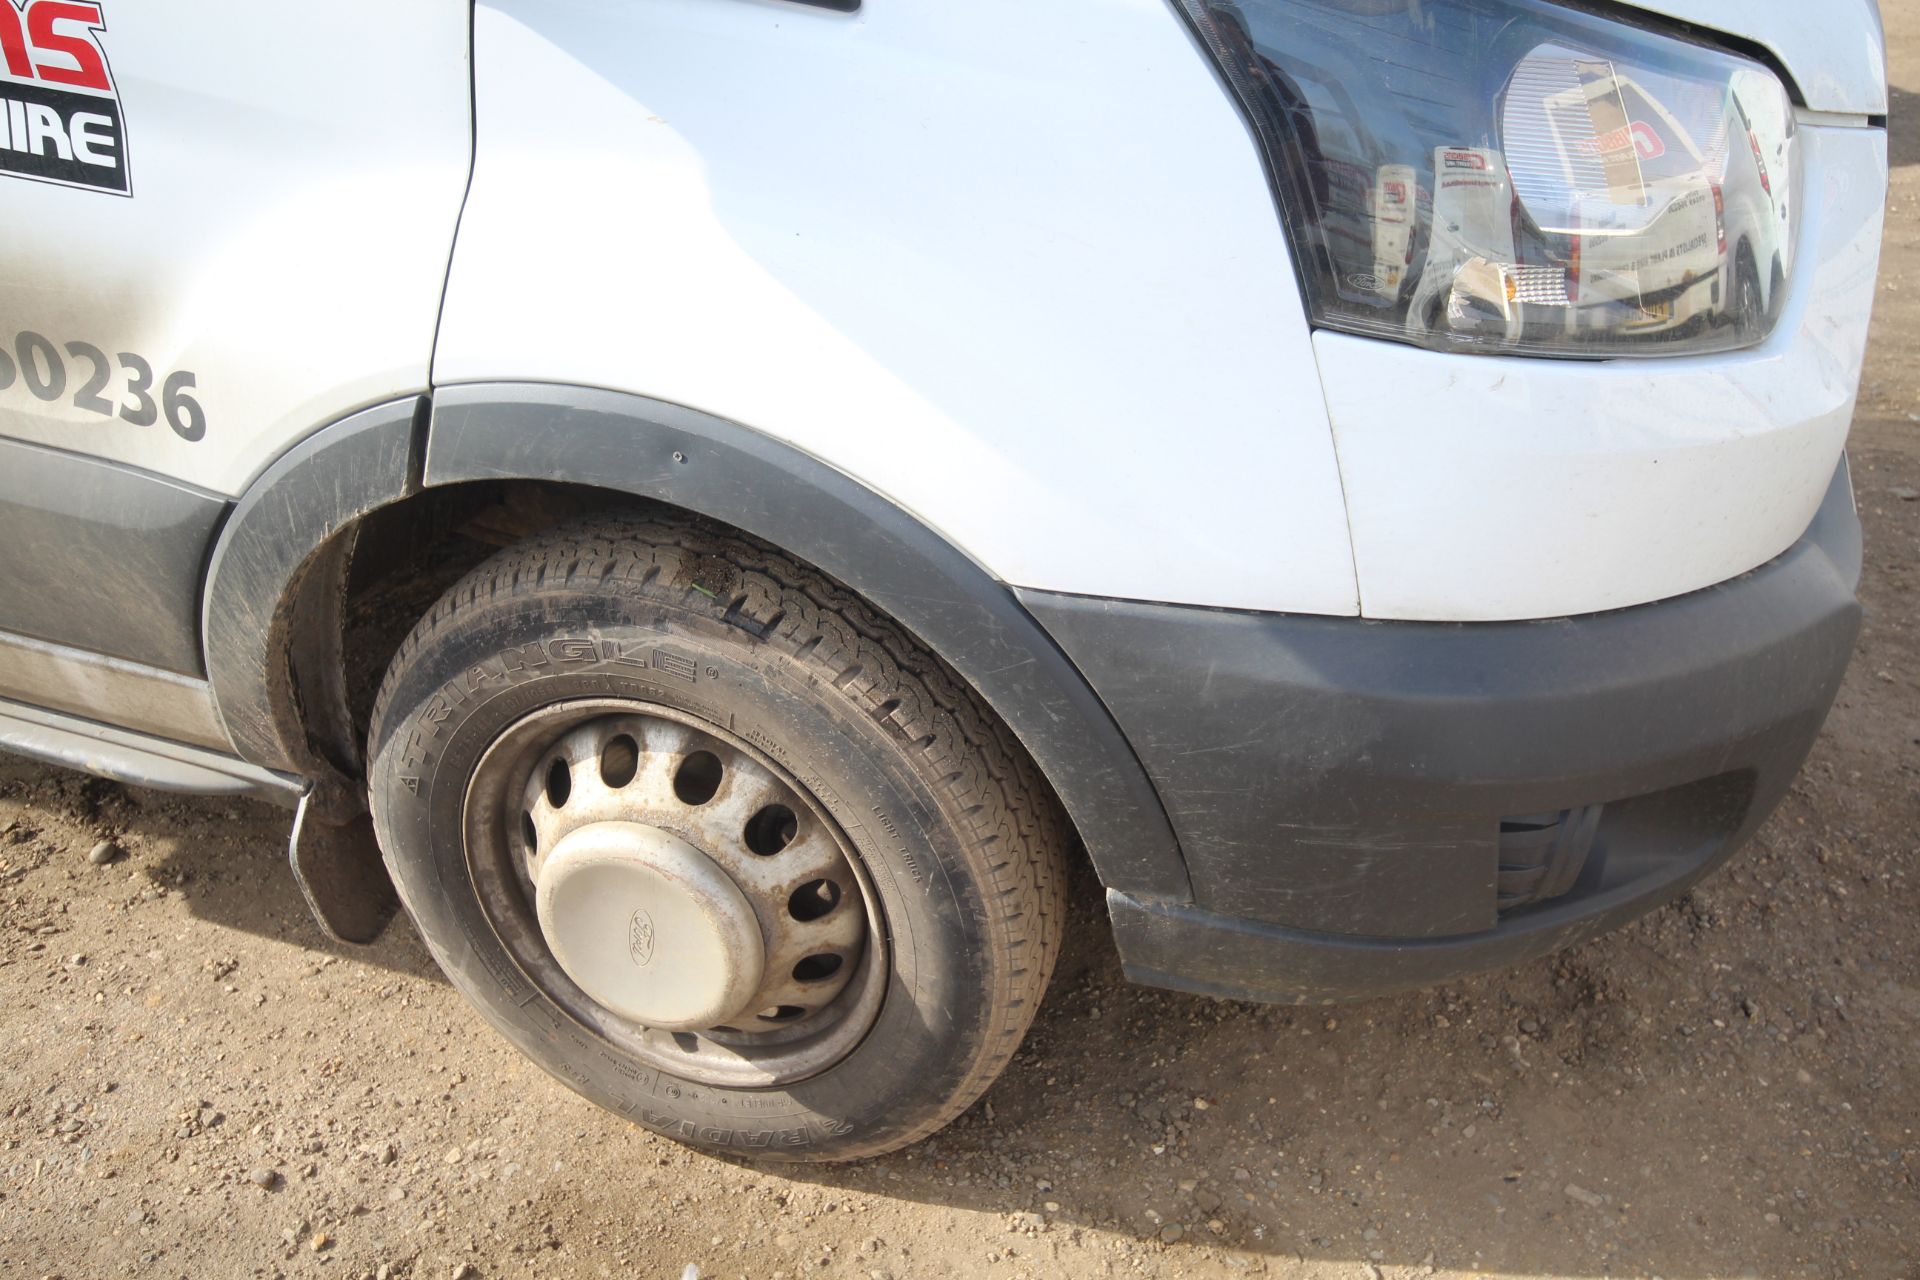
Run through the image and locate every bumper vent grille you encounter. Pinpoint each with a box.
[1497,804,1603,915]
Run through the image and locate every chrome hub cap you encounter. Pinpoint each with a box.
[463,700,885,1088]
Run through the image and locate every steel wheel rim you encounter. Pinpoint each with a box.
[462,698,889,1088]
[1735,269,1762,339]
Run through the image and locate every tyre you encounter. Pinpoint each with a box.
[1731,248,1764,340]
[366,513,1066,1160]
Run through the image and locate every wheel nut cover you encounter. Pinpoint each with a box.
[533,821,766,1030]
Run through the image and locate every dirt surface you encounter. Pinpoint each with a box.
[5,14,1920,1280]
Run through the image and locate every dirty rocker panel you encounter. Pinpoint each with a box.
[0,696,299,804]
[0,435,227,674]
[0,628,229,748]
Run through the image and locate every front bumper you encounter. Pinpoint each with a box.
[1019,460,1861,1003]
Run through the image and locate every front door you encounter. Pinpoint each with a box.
[0,1,470,738]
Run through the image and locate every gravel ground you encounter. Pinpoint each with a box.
[5,9,1919,1279]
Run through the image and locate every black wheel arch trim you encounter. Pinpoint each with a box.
[201,396,427,813]
[201,382,1191,902]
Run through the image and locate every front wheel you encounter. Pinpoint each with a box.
[367,514,1067,1160]
[1730,252,1764,341]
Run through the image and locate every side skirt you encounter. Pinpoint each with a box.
[0,696,304,805]
[0,628,233,750]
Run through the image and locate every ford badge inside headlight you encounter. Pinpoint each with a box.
[1174,0,1798,357]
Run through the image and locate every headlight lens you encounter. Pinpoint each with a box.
[1175,0,1797,357]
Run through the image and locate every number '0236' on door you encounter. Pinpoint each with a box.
[0,330,204,441]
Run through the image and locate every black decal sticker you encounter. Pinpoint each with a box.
[0,2,131,196]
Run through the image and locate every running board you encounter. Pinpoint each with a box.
[0,696,304,805]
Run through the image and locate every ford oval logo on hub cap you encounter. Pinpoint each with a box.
[627,908,656,967]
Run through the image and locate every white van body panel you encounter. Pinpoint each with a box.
[434,0,1362,617]
[1616,0,1888,116]
[0,2,471,497]
[1319,124,1886,622]
[438,0,1884,622]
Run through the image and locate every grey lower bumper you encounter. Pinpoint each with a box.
[1021,460,1862,1004]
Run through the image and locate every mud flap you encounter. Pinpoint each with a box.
[289,789,398,945]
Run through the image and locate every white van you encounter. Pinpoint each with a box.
[1370,163,1419,297]
[0,0,1887,1160]
[1406,145,1525,340]
[1533,63,1792,339]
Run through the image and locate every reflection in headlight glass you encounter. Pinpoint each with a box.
[1175,0,1797,357]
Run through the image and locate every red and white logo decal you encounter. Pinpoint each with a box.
[0,1,129,195]
[1576,119,1667,163]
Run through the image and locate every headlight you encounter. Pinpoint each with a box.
[1174,0,1798,357]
